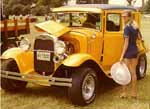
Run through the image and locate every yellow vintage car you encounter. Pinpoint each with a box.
[1,4,147,105]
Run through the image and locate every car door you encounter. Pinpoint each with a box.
[102,11,124,72]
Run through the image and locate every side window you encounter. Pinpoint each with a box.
[82,13,101,30]
[106,13,121,31]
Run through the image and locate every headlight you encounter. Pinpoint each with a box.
[55,40,66,55]
[19,38,31,51]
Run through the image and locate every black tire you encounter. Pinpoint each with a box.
[1,59,27,91]
[136,54,147,80]
[68,67,98,106]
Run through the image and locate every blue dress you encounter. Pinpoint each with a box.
[123,25,138,58]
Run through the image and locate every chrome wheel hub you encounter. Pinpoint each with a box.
[82,74,95,101]
[139,57,146,77]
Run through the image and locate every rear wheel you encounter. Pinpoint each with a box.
[136,54,147,79]
[68,67,98,105]
[1,59,27,91]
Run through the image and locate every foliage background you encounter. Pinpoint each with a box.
[144,0,150,13]
[3,0,68,16]
[4,0,150,16]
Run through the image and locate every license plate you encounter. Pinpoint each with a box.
[37,51,51,61]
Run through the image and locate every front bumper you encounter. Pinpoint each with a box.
[0,70,72,87]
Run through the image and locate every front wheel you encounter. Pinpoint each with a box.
[1,59,27,91]
[136,54,147,79]
[68,67,98,105]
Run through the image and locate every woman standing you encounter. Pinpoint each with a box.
[120,10,141,98]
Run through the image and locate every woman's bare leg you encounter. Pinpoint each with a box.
[120,58,130,97]
[130,58,138,97]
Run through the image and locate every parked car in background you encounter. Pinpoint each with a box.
[0,17,30,53]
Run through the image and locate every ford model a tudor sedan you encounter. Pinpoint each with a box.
[1,4,147,105]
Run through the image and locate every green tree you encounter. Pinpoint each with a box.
[31,6,47,16]
[22,5,31,15]
[3,0,9,5]
[3,0,20,15]
[3,5,12,15]
[7,0,18,7]
[144,0,150,13]
[77,0,108,4]
[2,0,71,16]
[17,0,32,5]
[127,0,133,6]
[37,0,66,7]
[12,4,24,15]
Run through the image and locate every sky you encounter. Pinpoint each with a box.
[109,0,148,7]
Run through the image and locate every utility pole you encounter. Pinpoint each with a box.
[1,0,3,14]
[142,0,145,9]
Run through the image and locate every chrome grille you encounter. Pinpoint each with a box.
[34,35,54,75]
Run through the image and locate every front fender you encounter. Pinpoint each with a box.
[62,53,99,67]
[2,47,34,74]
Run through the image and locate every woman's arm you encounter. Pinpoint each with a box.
[120,37,129,62]
[137,29,142,40]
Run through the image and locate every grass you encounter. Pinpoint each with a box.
[0,16,150,109]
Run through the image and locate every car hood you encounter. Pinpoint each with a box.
[35,20,71,37]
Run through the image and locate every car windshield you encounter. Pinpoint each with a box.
[52,12,101,30]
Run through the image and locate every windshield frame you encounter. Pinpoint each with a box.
[51,11,102,31]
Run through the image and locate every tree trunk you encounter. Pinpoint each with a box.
[127,0,132,6]
[142,0,145,9]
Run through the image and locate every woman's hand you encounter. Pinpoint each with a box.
[119,57,124,64]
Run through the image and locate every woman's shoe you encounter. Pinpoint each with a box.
[120,93,128,98]
[131,95,137,99]
[131,92,137,99]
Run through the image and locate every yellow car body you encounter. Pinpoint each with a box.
[2,6,143,77]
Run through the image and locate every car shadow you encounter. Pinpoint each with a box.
[19,77,118,97]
